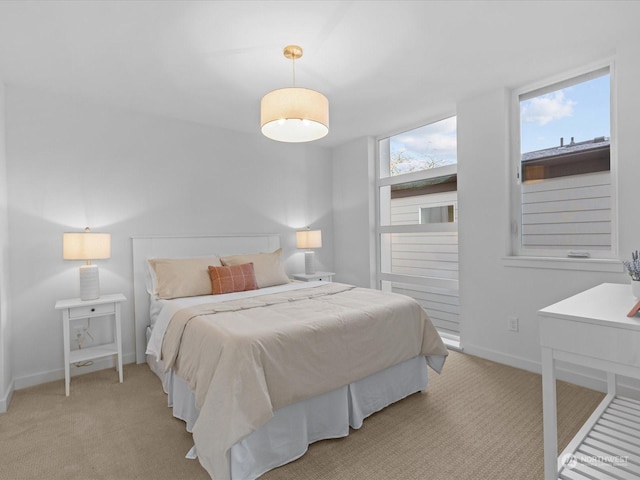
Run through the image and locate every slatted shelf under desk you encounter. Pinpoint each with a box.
[558,394,640,479]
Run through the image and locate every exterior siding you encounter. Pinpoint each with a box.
[389,191,460,335]
[521,171,611,250]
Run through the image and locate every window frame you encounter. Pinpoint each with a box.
[508,59,619,262]
[375,113,458,289]
[375,114,462,344]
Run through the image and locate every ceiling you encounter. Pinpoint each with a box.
[0,0,638,148]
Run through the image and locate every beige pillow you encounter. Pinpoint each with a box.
[221,248,289,288]
[148,256,222,299]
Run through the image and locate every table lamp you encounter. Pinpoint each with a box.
[63,227,111,300]
[296,228,322,275]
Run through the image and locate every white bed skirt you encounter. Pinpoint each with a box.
[147,334,430,479]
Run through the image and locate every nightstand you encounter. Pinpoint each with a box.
[292,272,335,282]
[54,293,126,396]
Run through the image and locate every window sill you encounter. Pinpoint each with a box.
[502,256,624,273]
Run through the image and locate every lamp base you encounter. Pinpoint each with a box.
[304,251,316,275]
[79,264,100,301]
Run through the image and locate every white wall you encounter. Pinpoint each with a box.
[0,81,11,411]
[5,86,334,389]
[331,137,376,288]
[456,39,640,389]
[615,40,640,256]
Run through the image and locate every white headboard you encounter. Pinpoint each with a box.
[131,234,281,364]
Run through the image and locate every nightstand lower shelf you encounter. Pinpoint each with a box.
[69,343,119,364]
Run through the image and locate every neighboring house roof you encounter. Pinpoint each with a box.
[390,173,457,198]
[521,136,610,182]
[390,137,611,198]
[522,137,609,162]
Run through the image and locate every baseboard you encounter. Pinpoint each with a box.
[462,344,541,374]
[0,379,15,413]
[13,352,136,391]
[462,343,640,398]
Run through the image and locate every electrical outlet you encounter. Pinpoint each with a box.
[508,316,519,332]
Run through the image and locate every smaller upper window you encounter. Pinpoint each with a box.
[388,116,457,177]
[519,68,610,182]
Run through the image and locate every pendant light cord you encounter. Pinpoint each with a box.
[291,56,296,87]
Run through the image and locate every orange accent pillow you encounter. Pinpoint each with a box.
[208,263,258,295]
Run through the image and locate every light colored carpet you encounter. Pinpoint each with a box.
[0,351,604,480]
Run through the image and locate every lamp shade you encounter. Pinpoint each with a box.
[261,87,329,143]
[63,232,111,261]
[296,229,322,249]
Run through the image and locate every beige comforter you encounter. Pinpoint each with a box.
[161,283,448,480]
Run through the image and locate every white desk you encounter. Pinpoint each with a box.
[538,283,640,480]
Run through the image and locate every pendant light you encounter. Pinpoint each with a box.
[260,45,329,143]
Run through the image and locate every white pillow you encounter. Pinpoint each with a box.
[147,256,222,299]
[221,248,290,288]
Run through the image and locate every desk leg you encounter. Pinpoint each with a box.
[62,311,71,396]
[606,371,616,396]
[541,346,557,480]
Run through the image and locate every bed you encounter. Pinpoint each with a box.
[132,234,448,480]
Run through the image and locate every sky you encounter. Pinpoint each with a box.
[388,72,609,175]
[520,73,610,154]
[389,116,457,175]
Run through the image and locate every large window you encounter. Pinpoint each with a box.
[377,116,460,343]
[512,64,616,259]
